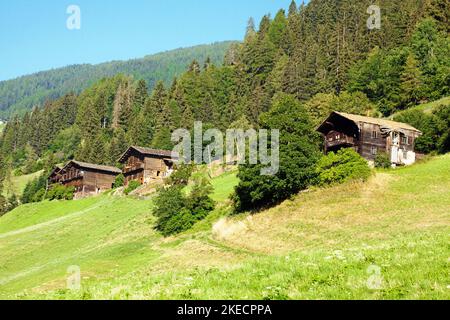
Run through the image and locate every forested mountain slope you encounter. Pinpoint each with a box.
[0,0,448,213]
[0,42,235,118]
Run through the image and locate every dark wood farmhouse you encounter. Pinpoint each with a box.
[48,165,63,185]
[55,160,121,197]
[118,146,178,185]
[317,112,422,166]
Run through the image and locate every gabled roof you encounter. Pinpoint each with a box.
[118,146,178,163]
[62,160,122,174]
[48,165,63,177]
[318,112,422,134]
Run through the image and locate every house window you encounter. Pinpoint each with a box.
[401,136,408,145]
[372,130,378,139]
[371,146,378,155]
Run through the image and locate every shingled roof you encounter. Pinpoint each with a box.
[62,160,122,174]
[118,146,178,163]
[318,112,422,134]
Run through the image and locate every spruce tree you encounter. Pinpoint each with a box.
[245,18,256,41]
[400,53,424,107]
[133,79,148,114]
[268,9,287,48]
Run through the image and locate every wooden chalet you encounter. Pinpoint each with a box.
[47,165,63,185]
[317,112,422,166]
[55,160,121,197]
[118,146,178,185]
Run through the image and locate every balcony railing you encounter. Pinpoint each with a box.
[326,136,355,148]
[60,173,83,183]
[123,163,144,174]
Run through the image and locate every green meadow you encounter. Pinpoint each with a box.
[0,155,449,300]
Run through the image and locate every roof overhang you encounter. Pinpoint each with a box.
[316,112,359,135]
[118,146,179,163]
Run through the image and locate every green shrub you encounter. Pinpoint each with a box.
[159,208,196,237]
[375,152,392,169]
[153,186,186,236]
[186,177,215,221]
[316,148,372,186]
[113,174,125,189]
[153,176,215,236]
[124,180,141,195]
[46,185,75,201]
[166,164,194,186]
[32,189,46,202]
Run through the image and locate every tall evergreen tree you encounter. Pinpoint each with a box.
[400,53,424,107]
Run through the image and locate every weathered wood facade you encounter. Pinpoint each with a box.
[47,166,63,185]
[317,112,422,166]
[118,146,177,185]
[53,160,121,197]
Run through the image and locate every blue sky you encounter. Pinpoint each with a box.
[0,0,297,81]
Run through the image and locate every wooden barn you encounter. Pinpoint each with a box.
[317,112,422,166]
[47,165,63,185]
[118,146,178,185]
[56,160,121,197]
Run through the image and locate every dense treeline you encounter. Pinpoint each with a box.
[0,0,449,213]
[0,42,234,118]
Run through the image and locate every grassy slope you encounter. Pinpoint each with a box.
[391,96,450,119]
[0,157,449,300]
[2,170,43,198]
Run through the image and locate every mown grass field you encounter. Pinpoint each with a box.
[0,155,449,300]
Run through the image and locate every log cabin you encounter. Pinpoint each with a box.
[118,146,178,185]
[317,112,422,166]
[56,160,121,197]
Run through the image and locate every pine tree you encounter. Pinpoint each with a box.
[268,9,287,48]
[109,128,129,165]
[288,0,298,17]
[400,53,424,107]
[258,15,271,39]
[133,79,148,114]
[245,18,256,41]
[112,80,134,130]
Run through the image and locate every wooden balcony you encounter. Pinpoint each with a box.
[123,163,144,174]
[326,136,356,149]
[60,173,83,183]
